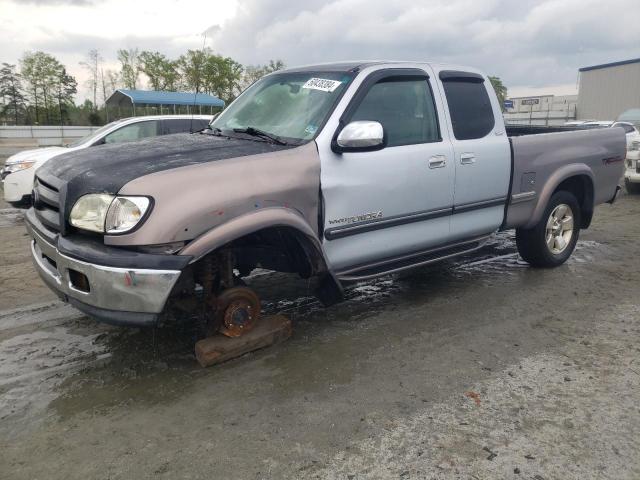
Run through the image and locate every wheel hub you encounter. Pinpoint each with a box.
[216,286,261,338]
[545,203,574,255]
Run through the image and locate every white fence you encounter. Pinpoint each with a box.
[0,126,99,147]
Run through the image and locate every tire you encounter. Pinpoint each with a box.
[516,190,581,268]
[625,179,640,194]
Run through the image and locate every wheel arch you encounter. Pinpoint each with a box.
[181,207,324,265]
[179,207,344,304]
[525,165,595,229]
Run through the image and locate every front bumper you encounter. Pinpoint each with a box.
[26,209,188,326]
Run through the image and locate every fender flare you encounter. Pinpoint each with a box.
[525,163,595,229]
[180,207,327,269]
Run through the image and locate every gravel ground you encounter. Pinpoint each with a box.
[0,192,639,479]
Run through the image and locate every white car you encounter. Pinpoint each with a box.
[619,122,640,193]
[1,115,213,206]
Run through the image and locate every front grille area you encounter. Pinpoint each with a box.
[34,176,62,233]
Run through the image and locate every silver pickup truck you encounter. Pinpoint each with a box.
[25,61,625,336]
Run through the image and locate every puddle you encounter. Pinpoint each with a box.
[0,231,609,440]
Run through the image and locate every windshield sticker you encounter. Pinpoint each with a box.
[302,78,342,92]
[304,125,318,135]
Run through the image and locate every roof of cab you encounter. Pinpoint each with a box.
[280,61,389,73]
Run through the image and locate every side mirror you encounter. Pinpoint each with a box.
[334,121,385,152]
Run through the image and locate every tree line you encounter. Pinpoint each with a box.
[0,48,284,126]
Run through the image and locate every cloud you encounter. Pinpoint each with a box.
[1,0,638,100]
[12,0,98,5]
[209,0,640,91]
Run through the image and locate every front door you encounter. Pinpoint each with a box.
[319,69,455,272]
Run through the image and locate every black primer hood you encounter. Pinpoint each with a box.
[36,132,294,224]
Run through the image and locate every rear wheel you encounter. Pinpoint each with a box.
[516,190,580,268]
[625,178,640,194]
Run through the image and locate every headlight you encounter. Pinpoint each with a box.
[69,194,151,233]
[105,196,150,233]
[3,160,36,175]
[630,141,640,151]
[69,194,114,232]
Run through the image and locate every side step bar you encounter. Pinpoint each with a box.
[336,234,492,282]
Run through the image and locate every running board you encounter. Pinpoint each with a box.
[336,235,491,282]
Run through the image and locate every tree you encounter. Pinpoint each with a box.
[0,63,26,125]
[242,59,285,90]
[203,55,243,102]
[21,51,72,124]
[100,68,119,105]
[54,66,77,125]
[489,76,508,112]
[117,48,141,89]
[177,49,245,102]
[177,49,208,94]
[139,51,180,91]
[80,49,101,108]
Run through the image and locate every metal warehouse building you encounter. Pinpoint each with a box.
[577,58,640,121]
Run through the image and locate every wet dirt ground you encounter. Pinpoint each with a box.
[1,188,640,479]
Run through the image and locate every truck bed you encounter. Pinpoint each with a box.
[503,125,626,230]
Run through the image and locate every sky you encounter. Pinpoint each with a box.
[1,0,639,101]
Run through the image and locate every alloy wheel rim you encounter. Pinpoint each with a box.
[545,203,574,254]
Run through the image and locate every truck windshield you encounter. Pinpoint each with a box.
[210,71,353,144]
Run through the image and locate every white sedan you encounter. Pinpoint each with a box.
[1,115,212,206]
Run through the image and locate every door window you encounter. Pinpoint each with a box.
[104,121,159,144]
[350,78,440,147]
[441,78,495,140]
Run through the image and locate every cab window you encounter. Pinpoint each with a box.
[350,78,440,147]
[103,121,159,144]
[441,77,495,140]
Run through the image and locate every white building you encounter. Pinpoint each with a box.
[577,58,640,121]
[503,95,578,126]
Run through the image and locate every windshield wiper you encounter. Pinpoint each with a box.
[232,126,288,145]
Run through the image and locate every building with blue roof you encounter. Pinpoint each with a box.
[105,89,225,117]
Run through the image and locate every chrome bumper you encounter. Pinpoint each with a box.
[30,227,181,315]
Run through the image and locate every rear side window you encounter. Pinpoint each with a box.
[441,77,495,140]
[164,119,209,134]
[350,78,440,147]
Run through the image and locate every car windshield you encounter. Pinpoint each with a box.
[210,71,354,143]
[66,120,125,147]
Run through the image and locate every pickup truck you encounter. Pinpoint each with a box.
[24,61,626,337]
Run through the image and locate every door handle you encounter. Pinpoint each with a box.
[428,155,447,169]
[460,153,476,165]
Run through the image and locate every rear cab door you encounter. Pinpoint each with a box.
[316,65,455,273]
[431,68,511,242]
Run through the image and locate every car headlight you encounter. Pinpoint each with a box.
[3,160,36,175]
[105,196,150,233]
[69,194,150,233]
[630,141,640,151]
